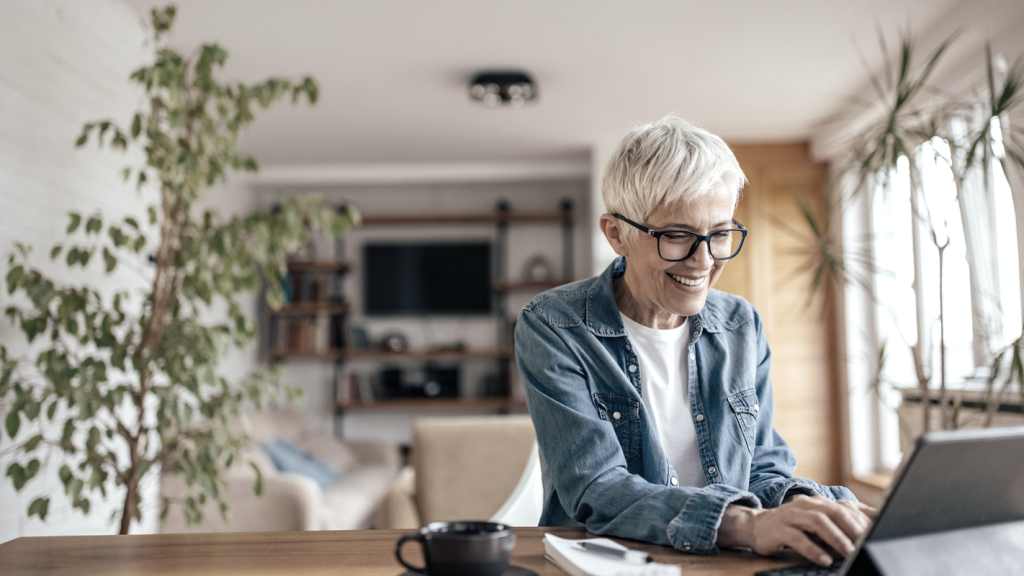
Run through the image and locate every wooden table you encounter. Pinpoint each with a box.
[0,527,801,576]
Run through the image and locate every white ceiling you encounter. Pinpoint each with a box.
[122,0,1023,167]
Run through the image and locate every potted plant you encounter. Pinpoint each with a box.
[810,31,1024,444]
[0,5,357,534]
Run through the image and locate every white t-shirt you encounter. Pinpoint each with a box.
[619,314,707,488]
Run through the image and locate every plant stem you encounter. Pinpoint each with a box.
[907,155,933,433]
[937,241,949,428]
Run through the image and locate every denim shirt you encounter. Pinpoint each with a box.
[514,257,855,554]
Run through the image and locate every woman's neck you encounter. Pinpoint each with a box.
[613,276,686,330]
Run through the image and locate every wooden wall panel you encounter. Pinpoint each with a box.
[716,144,840,485]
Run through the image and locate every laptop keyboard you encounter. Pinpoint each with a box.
[754,560,844,576]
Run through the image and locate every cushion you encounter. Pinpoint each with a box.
[293,435,361,476]
[262,438,342,489]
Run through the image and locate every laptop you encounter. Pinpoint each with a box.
[755,425,1024,576]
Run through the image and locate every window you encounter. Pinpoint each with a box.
[844,126,1021,477]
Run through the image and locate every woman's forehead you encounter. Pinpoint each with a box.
[648,187,737,226]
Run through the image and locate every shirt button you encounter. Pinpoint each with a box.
[670,477,678,486]
[683,543,692,551]
[754,405,760,412]
[695,414,704,422]
[708,467,716,475]
[628,364,637,373]
[689,352,695,360]
[612,411,621,420]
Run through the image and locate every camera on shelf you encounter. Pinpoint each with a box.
[379,364,459,399]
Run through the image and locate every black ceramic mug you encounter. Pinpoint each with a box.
[395,521,516,576]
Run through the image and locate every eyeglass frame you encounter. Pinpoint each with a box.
[612,213,748,262]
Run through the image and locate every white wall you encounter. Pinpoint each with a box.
[0,0,160,541]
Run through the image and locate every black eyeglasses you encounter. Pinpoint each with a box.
[613,213,748,262]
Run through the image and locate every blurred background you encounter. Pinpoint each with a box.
[2,0,1024,541]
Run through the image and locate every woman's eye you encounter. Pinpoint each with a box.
[663,233,692,241]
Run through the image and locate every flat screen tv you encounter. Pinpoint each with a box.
[364,242,492,315]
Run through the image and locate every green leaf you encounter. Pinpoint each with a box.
[103,248,117,273]
[27,497,49,520]
[85,426,101,452]
[50,245,63,260]
[68,477,84,498]
[124,217,140,230]
[251,461,263,496]
[5,410,20,439]
[6,265,24,294]
[67,213,82,234]
[61,421,75,451]
[85,216,102,235]
[59,464,73,486]
[6,463,26,491]
[46,400,57,420]
[131,114,142,138]
[23,434,43,451]
[25,459,40,480]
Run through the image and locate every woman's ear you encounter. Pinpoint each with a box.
[599,213,629,257]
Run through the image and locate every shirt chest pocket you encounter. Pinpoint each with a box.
[727,389,760,454]
[593,393,642,463]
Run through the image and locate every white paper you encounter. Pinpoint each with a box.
[543,534,681,576]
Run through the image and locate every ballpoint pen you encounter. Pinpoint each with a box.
[578,542,654,564]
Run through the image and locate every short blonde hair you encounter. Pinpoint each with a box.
[602,116,746,231]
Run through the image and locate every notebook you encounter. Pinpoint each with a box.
[543,534,680,576]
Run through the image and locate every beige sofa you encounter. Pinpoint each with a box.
[160,408,402,533]
[375,415,538,529]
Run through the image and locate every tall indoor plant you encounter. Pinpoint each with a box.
[0,5,356,534]
[810,32,1024,435]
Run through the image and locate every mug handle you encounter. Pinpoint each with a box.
[395,533,428,574]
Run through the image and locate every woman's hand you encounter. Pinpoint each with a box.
[717,495,876,566]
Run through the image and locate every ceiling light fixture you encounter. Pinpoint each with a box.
[469,71,537,107]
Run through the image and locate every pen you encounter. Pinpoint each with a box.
[579,542,654,564]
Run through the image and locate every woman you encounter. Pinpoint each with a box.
[514,117,873,567]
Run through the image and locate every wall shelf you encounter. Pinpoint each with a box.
[269,347,514,362]
[493,279,567,293]
[271,302,348,316]
[263,199,573,435]
[336,397,527,412]
[286,258,350,273]
[361,211,571,226]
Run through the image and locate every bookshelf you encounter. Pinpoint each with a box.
[264,199,573,431]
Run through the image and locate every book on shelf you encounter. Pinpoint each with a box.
[338,370,374,406]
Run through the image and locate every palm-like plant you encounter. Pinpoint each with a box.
[804,31,1024,435]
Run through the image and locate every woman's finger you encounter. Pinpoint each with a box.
[779,527,834,567]
[827,501,872,538]
[792,509,856,559]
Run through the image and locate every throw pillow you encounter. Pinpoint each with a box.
[261,438,342,489]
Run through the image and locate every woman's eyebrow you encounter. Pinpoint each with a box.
[660,219,734,231]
